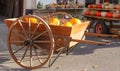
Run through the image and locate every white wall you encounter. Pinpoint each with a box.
[23,0,56,15]
[24,0,36,9]
[23,0,36,15]
[78,0,85,5]
[24,0,100,15]
[36,0,56,5]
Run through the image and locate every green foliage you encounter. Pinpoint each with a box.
[37,1,43,9]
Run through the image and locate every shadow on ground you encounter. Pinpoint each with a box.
[0,65,30,71]
[0,57,9,64]
[70,36,120,55]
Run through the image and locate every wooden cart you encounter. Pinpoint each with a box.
[4,12,108,69]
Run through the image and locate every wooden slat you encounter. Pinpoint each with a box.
[88,8,120,11]
[83,15,120,21]
[110,28,120,37]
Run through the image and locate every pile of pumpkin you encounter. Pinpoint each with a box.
[23,17,81,27]
[88,4,120,9]
[49,18,81,27]
[85,10,120,18]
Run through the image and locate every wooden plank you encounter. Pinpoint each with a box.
[83,15,120,21]
[110,28,120,37]
[88,8,120,11]
[110,25,120,28]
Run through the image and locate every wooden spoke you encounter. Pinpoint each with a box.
[33,44,49,55]
[33,44,42,50]
[34,40,51,43]
[12,30,26,40]
[28,17,31,39]
[33,47,43,64]
[13,46,25,53]
[18,20,28,39]
[33,30,48,40]
[31,22,40,38]
[20,46,29,63]
[10,41,24,44]
[30,46,32,67]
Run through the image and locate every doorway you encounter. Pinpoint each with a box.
[0,0,24,23]
[0,0,24,18]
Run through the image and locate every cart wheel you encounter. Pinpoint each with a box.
[7,15,54,69]
[95,21,108,34]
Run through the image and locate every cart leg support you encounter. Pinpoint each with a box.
[49,47,67,67]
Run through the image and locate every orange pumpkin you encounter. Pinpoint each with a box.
[114,4,120,9]
[88,4,93,8]
[85,11,91,15]
[24,17,29,22]
[117,14,120,18]
[49,18,60,25]
[69,18,81,25]
[24,17,37,23]
[113,13,118,18]
[62,22,72,27]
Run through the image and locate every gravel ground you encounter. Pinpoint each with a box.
[0,22,120,71]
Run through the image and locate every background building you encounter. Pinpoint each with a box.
[0,0,119,18]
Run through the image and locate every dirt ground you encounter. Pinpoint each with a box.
[0,23,120,71]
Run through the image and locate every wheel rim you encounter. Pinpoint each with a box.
[96,24,102,34]
[8,15,54,69]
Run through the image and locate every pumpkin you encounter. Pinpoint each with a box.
[117,14,120,18]
[91,11,97,16]
[97,4,102,8]
[69,18,81,25]
[113,13,118,18]
[49,18,60,25]
[114,4,120,9]
[24,17,28,22]
[106,12,113,18]
[24,17,37,23]
[30,18,38,23]
[95,12,101,16]
[62,22,72,27]
[92,4,96,8]
[88,4,93,8]
[85,11,91,15]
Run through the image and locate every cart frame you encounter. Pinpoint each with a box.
[4,12,109,69]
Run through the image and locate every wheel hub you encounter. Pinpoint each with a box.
[24,40,33,46]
